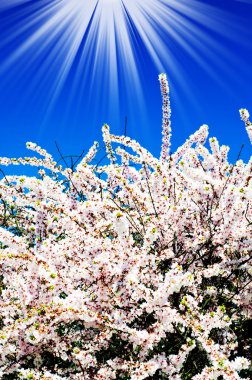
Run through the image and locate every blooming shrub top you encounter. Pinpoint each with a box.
[0,75,251,379]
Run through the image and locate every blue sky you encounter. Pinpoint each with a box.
[0,0,252,176]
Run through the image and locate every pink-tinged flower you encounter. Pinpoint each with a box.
[0,74,251,378]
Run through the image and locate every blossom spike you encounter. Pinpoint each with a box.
[102,123,116,164]
[159,73,172,162]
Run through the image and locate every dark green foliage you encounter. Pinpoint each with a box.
[144,370,168,380]
[232,318,252,360]
[96,333,135,364]
[157,258,173,275]
[59,291,68,299]
[39,351,76,374]
[56,320,85,337]
[132,231,144,247]
[0,274,5,296]
[209,328,226,345]
[148,330,187,359]
[180,345,210,380]
[1,374,19,380]
[231,318,252,379]
[239,369,252,379]
[128,311,157,330]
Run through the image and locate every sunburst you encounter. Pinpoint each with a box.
[0,0,238,115]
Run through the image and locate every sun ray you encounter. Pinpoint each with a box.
[0,0,246,118]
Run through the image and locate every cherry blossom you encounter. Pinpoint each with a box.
[0,75,251,379]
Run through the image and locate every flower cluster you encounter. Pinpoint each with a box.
[240,109,252,144]
[0,76,251,379]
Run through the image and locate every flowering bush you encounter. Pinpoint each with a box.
[0,75,251,380]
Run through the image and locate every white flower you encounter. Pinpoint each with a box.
[231,357,250,371]
[239,108,250,121]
